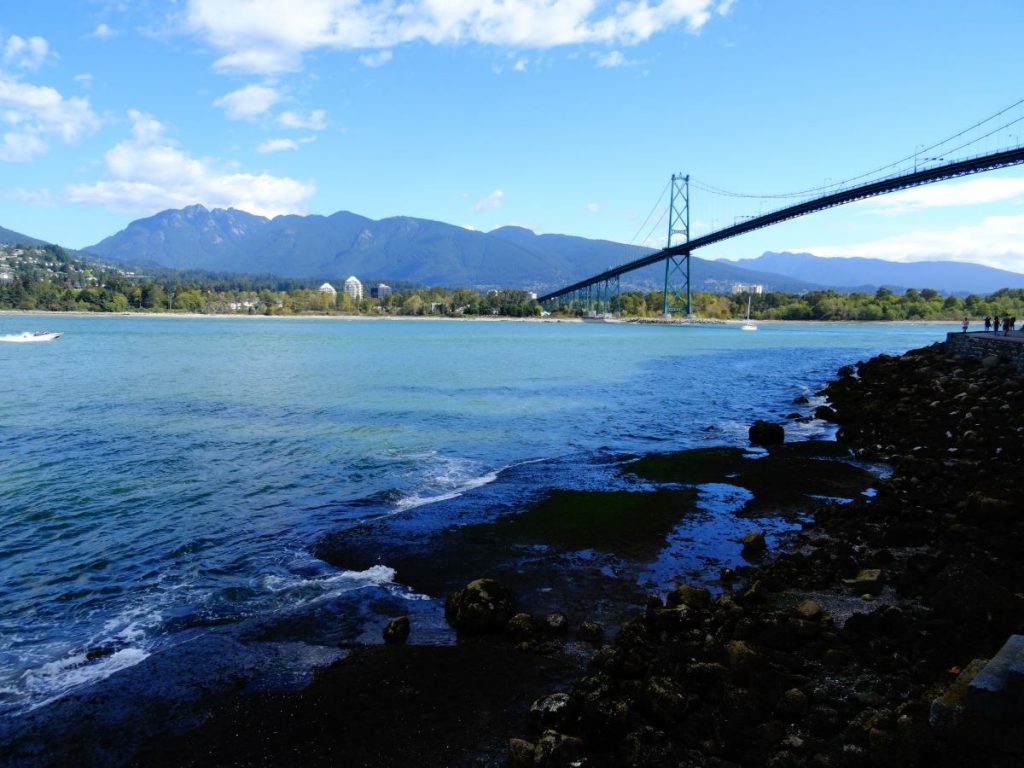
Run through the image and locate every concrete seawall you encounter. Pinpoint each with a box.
[946,330,1024,372]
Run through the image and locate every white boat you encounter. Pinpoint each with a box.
[741,296,758,331]
[0,331,63,343]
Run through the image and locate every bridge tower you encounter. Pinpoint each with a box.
[662,173,691,316]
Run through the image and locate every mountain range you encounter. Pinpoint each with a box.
[736,252,1024,295]
[80,205,821,292]
[0,225,48,247]
[4,206,1024,295]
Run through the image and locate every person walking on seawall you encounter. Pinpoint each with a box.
[984,315,992,332]
[1005,316,1012,336]
[962,317,970,333]
[995,315,1001,334]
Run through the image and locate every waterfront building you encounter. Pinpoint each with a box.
[730,283,764,295]
[344,276,363,301]
[370,283,392,299]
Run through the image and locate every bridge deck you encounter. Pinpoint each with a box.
[540,146,1024,303]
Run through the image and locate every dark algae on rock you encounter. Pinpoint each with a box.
[512,340,1024,767]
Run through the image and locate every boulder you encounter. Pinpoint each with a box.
[444,578,517,633]
[795,599,824,621]
[534,730,585,766]
[725,639,762,673]
[842,569,884,596]
[507,612,539,642]
[666,583,711,610]
[382,615,410,644]
[530,693,578,729]
[578,621,605,644]
[749,419,785,446]
[508,738,535,768]
[542,612,569,636]
[741,530,768,555]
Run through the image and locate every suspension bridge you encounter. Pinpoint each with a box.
[539,99,1024,316]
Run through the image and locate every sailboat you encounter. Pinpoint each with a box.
[741,295,758,331]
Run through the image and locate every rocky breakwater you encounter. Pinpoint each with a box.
[511,341,1024,767]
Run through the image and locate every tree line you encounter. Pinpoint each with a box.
[4,243,1024,321]
[604,287,1024,321]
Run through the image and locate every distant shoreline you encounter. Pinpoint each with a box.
[0,310,960,327]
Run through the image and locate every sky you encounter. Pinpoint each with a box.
[2,0,1024,272]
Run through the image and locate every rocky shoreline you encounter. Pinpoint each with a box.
[7,339,1022,767]
[505,340,1024,767]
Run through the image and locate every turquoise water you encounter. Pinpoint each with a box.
[0,316,949,714]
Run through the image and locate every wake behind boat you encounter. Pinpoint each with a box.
[0,331,63,343]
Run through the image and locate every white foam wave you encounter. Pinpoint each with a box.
[395,467,502,510]
[263,564,397,596]
[394,456,545,512]
[21,647,149,712]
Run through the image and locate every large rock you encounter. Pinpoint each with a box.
[444,578,517,633]
[530,693,578,729]
[666,583,711,610]
[749,419,785,446]
[741,530,768,555]
[383,616,410,644]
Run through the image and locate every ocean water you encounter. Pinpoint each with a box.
[0,315,949,716]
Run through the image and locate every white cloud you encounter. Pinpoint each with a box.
[859,177,1024,216]
[213,83,280,119]
[473,188,504,211]
[594,49,643,67]
[67,109,315,217]
[91,24,117,40]
[185,0,730,74]
[257,135,315,153]
[587,202,600,212]
[513,57,528,71]
[74,73,94,87]
[803,213,1024,272]
[258,137,299,153]
[0,75,102,161]
[359,50,392,67]
[278,108,327,130]
[3,35,51,70]
[5,186,53,206]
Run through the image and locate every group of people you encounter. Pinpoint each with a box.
[982,315,1017,334]
[960,315,1019,334]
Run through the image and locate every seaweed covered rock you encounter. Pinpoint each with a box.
[444,578,518,633]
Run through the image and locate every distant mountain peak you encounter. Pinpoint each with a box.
[489,225,536,236]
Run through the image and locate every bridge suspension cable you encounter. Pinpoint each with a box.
[689,96,1024,202]
[626,179,670,246]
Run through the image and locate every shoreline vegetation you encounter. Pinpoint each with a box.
[6,338,1023,767]
[5,243,1024,322]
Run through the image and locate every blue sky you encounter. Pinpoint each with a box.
[2,1,1024,272]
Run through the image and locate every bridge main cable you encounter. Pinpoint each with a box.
[538,145,1024,303]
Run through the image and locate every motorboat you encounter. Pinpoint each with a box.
[0,331,63,343]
